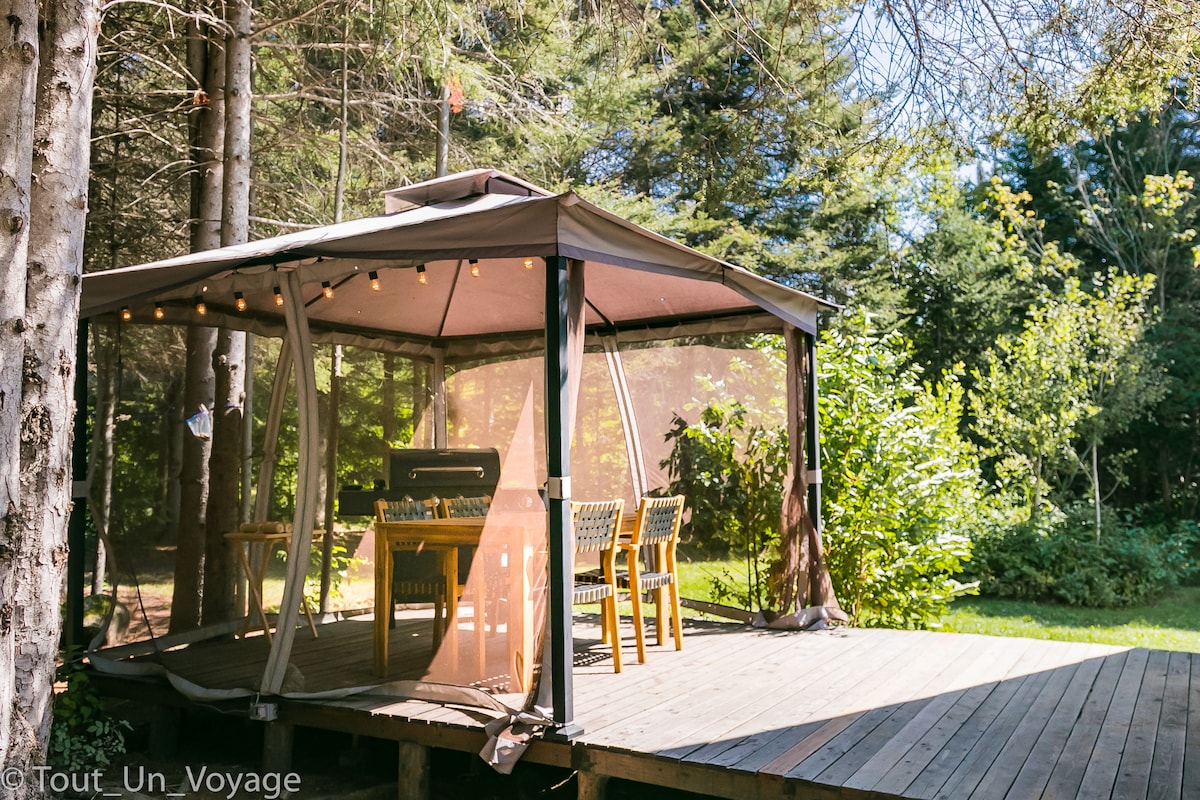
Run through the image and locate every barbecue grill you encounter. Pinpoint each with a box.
[337,448,501,517]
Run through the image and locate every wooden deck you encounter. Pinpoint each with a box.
[96,615,1200,799]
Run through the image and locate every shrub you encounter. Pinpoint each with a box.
[49,661,131,773]
[968,504,1199,606]
[819,320,983,628]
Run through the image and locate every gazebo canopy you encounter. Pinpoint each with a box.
[79,168,838,743]
[81,168,832,354]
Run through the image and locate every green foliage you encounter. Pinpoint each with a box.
[818,316,982,629]
[49,662,131,773]
[661,403,788,612]
[968,504,1200,607]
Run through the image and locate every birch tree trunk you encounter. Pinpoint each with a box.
[88,323,117,597]
[202,0,252,626]
[170,9,224,632]
[14,0,100,779]
[0,0,39,780]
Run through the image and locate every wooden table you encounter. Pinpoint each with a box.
[224,529,321,642]
[373,516,542,692]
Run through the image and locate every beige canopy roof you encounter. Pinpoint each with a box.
[81,169,833,357]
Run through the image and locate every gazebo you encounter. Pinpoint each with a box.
[78,168,839,740]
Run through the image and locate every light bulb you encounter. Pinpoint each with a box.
[235,291,247,312]
[369,271,380,291]
[416,264,427,285]
[469,259,480,277]
[120,306,132,322]
[273,286,284,307]
[195,297,207,315]
[154,303,165,320]
[322,281,334,299]
[523,257,534,270]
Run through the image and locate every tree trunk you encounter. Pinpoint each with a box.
[88,323,117,596]
[171,328,215,633]
[171,5,224,632]
[161,374,184,540]
[202,331,244,625]
[1093,441,1102,543]
[14,0,99,773]
[0,0,39,779]
[201,0,252,626]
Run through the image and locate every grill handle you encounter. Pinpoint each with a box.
[408,466,486,479]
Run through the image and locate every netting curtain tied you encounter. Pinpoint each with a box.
[261,270,321,693]
[764,324,844,630]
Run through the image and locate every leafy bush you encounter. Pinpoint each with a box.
[968,504,1199,606]
[662,403,788,611]
[819,319,983,628]
[49,661,131,773]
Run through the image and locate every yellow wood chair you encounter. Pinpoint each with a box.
[571,499,624,673]
[440,494,492,519]
[619,495,685,664]
[374,497,447,647]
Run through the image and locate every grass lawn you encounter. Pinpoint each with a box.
[937,586,1200,653]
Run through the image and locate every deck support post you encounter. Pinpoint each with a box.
[576,770,609,800]
[148,706,179,760]
[262,721,293,774]
[396,741,430,800]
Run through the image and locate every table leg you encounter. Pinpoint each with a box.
[445,546,459,667]
[235,543,262,639]
[374,527,389,677]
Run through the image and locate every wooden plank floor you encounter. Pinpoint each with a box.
[104,615,1200,799]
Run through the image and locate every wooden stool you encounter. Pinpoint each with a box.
[225,525,322,642]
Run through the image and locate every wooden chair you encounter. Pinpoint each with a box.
[619,495,685,664]
[438,494,492,634]
[374,497,447,646]
[440,494,492,519]
[570,499,624,673]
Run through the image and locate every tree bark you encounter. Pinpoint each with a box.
[201,0,252,626]
[202,331,244,625]
[15,0,100,776]
[88,323,117,597]
[171,5,224,632]
[0,0,39,779]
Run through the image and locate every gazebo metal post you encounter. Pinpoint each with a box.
[64,318,89,654]
[544,255,581,738]
[432,352,448,449]
[806,331,822,530]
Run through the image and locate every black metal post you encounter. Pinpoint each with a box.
[64,318,89,655]
[806,331,822,531]
[544,255,581,738]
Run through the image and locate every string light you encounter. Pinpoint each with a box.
[322,281,334,299]
[273,285,284,307]
[194,296,207,315]
[469,259,480,278]
[416,264,427,285]
[369,271,381,291]
[235,291,247,312]
[523,257,534,270]
[120,306,132,322]
[154,303,165,320]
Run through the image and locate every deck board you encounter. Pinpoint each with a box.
[96,615,1196,800]
[1076,647,1151,799]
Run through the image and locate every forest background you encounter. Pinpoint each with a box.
[5,0,1200,784]
[84,0,1200,626]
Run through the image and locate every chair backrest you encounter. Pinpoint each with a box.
[375,496,436,523]
[441,494,492,519]
[630,495,685,546]
[570,499,624,555]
